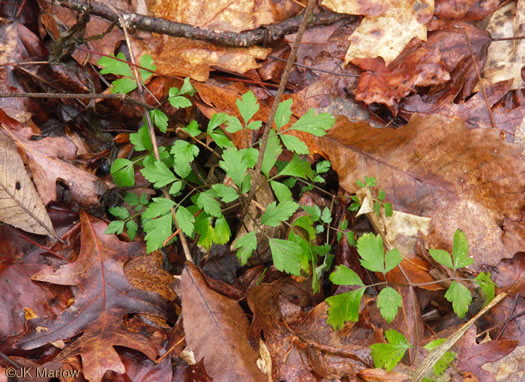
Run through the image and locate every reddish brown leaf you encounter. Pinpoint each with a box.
[8,126,104,207]
[181,262,265,382]
[302,114,525,270]
[15,211,174,382]
[353,40,450,114]
[455,326,517,380]
[248,280,373,380]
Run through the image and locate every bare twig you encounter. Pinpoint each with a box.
[460,26,496,129]
[248,0,316,202]
[45,0,353,47]
[0,92,155,109]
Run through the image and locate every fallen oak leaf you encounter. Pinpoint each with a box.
[15,211,175,382]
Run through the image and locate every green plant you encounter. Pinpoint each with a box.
[99,54,497,375]
[99,54,336,281]
[348,176,393,217]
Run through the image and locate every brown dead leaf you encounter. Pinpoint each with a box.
[0,263,65,340]
[482,1,525,91]
[455,326,517,381]
[181,263,265,382]
[15,211,174,382]
[0,131,55,236]
[149,0,300,33]
[433,0,500,20]
[353,39,450,114]
[402,79,525,142]
[302,114,525,271]
[138,0,291,81]
[248,280,373,380]
[7,126,103,207]
[321,0,434,65]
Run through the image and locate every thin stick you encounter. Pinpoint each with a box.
[413,292,507,382]
[248,0,316,202]
[0,92,154,109]
[461,26,496,129]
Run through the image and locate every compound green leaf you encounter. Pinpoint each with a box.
[261,201,298,227]
[475,272,495,306]
[105,220,125,235]
[429,249,454,269]
[129,124,152,152]
[261,130,282,178]
[289,109,334,136]
[377,287,402,323]
[176,206,194,236]
[233,231,257,265]
[196,191,222,217]
[142,197,175,219]
[126,220,138,241]
[270,181,292,202]
[274,99,293,130]
[108,206,129,219]
[277,154,313,180]
[384,248,403,273]
[269,238,303,276]
[171,140,199,178]
[452,229,473,269]
[211,184,239,203]
[370,329,412,371]
[237,91,259,123]
[357,233,386,273]
[445,281,472,318]
[110,158,135,187]
[220,148,246,188]
[326,288,365,330]
[329,265,364,286]
[144,213,172,253]
[140,160,176,188]
[280,134,309,154]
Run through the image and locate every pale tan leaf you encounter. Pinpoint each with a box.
[0,131,55,237]
[181,263,266,382]
[482,0,525,90]
[322,0,434,65]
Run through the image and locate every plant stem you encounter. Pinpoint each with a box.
[248,0,316,203]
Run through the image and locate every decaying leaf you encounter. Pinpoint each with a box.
[302,114,525,270]
[248,280,373,380]
[149,0,300,33]
[482,0,525,91]
[181,263,266,382]
[16,212,174,382]
[321,0,434,65]
[8,126,103,207]
[0,131,55,236]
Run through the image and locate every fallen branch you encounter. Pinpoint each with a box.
[45,0,355,47]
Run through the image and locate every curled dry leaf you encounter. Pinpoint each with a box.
[0,131,55,236]
[181,263,266,382]
[321,0,434,65]
[301,113,525,271]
